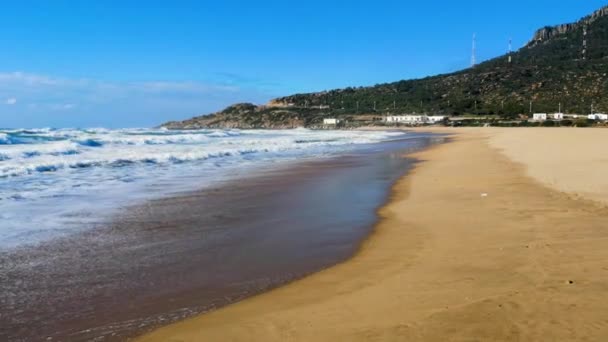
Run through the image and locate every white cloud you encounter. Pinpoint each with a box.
[0,72,239,95]
[49,103,77,111]
[0,71,276,127]
[0,72,62,87]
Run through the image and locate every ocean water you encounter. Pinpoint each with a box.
[0,127,406,248]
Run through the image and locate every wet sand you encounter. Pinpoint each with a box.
[0,133,441,341]
[138,128,608,341]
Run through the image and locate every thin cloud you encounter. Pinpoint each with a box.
[5,98,17,105]
[0,72,241,96]
[49,103,77,111]
[0,71,277,127]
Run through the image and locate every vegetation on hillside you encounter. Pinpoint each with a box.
[276,9,608,117]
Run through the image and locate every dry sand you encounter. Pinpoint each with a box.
[489,127,608,206]
[137,128,608,342]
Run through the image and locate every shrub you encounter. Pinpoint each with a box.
[541,120,556,127]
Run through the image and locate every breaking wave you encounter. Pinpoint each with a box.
[0,127,406,248]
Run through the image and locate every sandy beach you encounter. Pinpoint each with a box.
[0,134,442,341]
[138,127,608,341]
[489,128,608,206]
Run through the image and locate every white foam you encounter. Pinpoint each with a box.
[0,128,405,248]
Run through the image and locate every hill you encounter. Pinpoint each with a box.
[163,5,608,129]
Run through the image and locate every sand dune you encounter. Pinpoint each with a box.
[137,128,608,341]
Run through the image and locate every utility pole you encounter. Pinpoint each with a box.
[583,25,588,60]
[508,38,513,64]
[529,101,533,114]
[356,101,359,113]
[393,100,396,111]
[374,101,377,111]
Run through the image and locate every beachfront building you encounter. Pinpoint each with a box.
[588,114,608,121]
[427,116,446,124]
[323,118,341,125]
[532,113,547,121]
[385,115,443,125]
[549,113,564,120]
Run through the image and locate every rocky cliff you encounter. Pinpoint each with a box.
[527,5,608,47]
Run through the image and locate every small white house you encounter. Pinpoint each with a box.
[385,115,430,125]
[385,116,412,123]
[550,113,564,120]
[323,118,341,125]
[532,113,547,121]
[427,116,446,124]
[404,115,426,124]
[588,114,608,121]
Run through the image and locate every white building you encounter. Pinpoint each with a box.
[385,116,419,124]
[550,113,564,120]
[427,116,446,123]
[588,114,608,121]
[532,113,547,121]
[385,115,444,125]
[323,118,341,125]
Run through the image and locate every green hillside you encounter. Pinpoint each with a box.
[274,6,608,117]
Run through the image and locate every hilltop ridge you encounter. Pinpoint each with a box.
[528,5,608,47]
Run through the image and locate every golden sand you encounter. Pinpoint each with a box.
[137,128,608,341]
[489,127,608,206]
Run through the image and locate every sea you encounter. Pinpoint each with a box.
[0,127,406,249]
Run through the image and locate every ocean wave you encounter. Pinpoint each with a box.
[0,133,9,144]
[0,127,410,249]
[77,139,104,147]
[1,146,287,178]
[0,128,406,179]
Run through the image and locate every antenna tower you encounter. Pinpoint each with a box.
[508,38,513,63]
[471,33,477,67]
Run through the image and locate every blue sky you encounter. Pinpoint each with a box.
[0,0,606,128]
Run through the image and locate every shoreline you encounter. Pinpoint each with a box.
[137,128,608,341]
[0,133,441,341]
